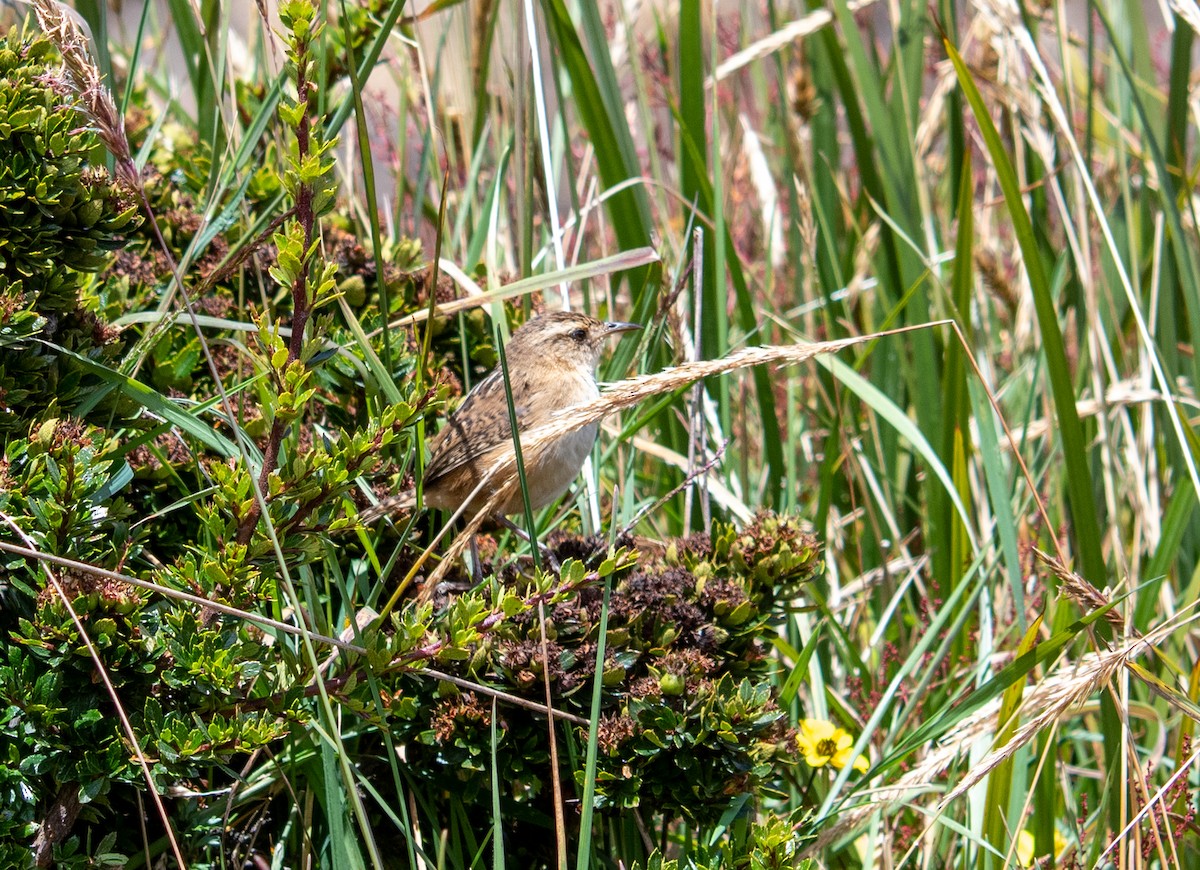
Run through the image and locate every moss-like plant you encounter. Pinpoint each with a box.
[369,513,821,860]
[0,418,297,866]
[0,10,433,864]
[0,25,139,434]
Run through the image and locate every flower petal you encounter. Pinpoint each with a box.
[1015,830,1035,866]
[801,719,836,741]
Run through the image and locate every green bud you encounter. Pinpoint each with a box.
[658,673,685,696]
[339,274,366,306]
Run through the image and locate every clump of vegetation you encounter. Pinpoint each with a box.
[0,11,430,866]
[0,25,138,431]
[0,9,830,866]
[377,514,819,852]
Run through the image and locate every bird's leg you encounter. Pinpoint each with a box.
[469,535,484,583]
[497,516,561,573]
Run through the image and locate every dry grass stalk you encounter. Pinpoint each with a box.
[1097,738,1200,866]
[527,332,880,446]
[810,627,1163,852]
[1035,547,1127,634]
[974,382,1189,450]
[32,0,136,182]
[710,0,878,84]
[938,633,1161,807]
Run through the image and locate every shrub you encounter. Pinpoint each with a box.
[0,25,138,433]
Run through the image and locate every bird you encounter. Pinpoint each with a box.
[362,310,641,525]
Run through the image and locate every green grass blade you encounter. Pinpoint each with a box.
[981,617,1042,868]
[46,342,240,458]
[818,354,976,546]
[576,1,643,186]
[539,0,653,261]
[944,35,1106,586]
[491,698,506,870]
[338,0,392,370]
[575,576,613,869]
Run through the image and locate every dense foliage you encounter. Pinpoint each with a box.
[0,14,832,868]
[0,25,138,430]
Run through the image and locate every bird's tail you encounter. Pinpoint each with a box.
[358,490,417,524]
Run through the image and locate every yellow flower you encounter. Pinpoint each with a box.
[796,719,869,773]
[1015,830,1035,867]
[1015,827,1068,866]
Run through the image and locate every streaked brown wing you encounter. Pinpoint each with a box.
[422,367,529,488]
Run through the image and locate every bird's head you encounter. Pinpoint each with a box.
[506,311,641,372]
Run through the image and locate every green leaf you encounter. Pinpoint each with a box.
[945,36,1105,586]
[43,341,239,458]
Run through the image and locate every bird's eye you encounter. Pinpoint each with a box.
[569,327,587,342]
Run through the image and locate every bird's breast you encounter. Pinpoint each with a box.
[502,375,600,513]
[509,421,599,513]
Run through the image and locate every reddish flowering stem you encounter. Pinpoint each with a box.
[236,33,318,547]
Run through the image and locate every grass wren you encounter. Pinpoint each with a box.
[367,311,640,522]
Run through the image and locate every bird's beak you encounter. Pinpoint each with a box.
[602,321,642,336]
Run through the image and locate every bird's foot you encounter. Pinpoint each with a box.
[469,536,484,584]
